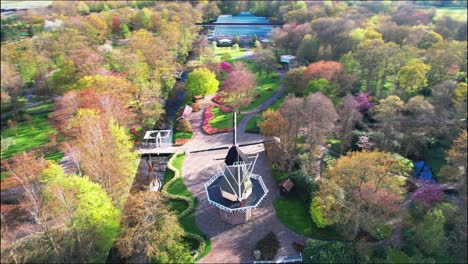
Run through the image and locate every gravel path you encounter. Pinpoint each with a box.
[180,69,306,263]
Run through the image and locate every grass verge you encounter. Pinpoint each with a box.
[1,103,63,162]
[274,192,349,241]
[242,66,281,112]
[163,154,211,261]
[209,107,244,129]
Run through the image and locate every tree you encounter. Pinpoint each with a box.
[310,17,353,58]
[72,110,137,209]
[111,16,122,36]
[1,61,24,102]
[221,69,256,111]
[42,162,120,263]
[283,66,306,96]
[302,60,343,84]
[336,96,362,153]
[185,67,219,97]
[77,1,90,15]
[354,93,374,114]
[121,23,130,38]
[264,93,337,174]
[397,59,430,97]
[452,82,467,116]
[1,152,63,262]
[426,41,466,85]
[87,14,108,44]
[371,95,406,151]
[116,192,191,263]
[313,151,406,239]
[411,208,446,257]
[296,34,319,63]
[302,239,354,264]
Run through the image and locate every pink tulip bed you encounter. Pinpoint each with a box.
[202,106,233,135]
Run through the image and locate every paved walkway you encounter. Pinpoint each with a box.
[179,69,305,263]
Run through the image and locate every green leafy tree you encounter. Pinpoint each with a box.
[398,59,431,97]
[296,34,319,63]
[42,162,120,263]
[121,23,131,38]
[185,67,219,97]
[411,208,446,257]
[77,1,90,15]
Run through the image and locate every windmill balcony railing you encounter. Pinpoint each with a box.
[204,172,269,214]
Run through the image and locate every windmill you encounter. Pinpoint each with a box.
[203,112,269,224]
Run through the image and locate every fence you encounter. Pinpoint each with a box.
[253,253,303,264]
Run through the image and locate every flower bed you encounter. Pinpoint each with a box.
[202,106,232,135]
[220,106,232,113]
[174,138,189,146]
[212,93,225,105]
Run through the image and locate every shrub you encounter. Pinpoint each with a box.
[192,102,200,112]
[221,52,232,61]
[176,119,193,133]
[370,224,393,240]
[219,61,233,72]
[310,197,333,228]
[267,87,273,91]
[271,163,288,182]
[212,93,225,105]
[411,183,444,204]
[255,232,280,260]
[302,239,354,264]
[220,106,232,113]
[255,94,261,98]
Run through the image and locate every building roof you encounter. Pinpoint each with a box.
[176,105,193,120]
[224,146,249,166]
[279,178,295,192]
[220,165,253,200]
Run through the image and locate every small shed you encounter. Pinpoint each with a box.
[176,105,193,121]
[278,178,294,195]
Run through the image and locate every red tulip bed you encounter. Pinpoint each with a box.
[202,106,233,135]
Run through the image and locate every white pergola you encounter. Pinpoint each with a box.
[142,130,172,148]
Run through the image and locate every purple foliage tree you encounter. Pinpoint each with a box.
[412,183,444,204]
[220,61,233,72]
[354,93,374,114]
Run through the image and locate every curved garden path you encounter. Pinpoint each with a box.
[180,70,306,263]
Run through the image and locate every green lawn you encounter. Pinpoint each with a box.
[245,116,261,133]
[274,192,350,240]
[241,66,281,112]
[1,109,62,162]
[213,47,246,61]
[164,154,211,261]
[173,131,193,143]
[434,7,467,21]
[209,107,244,129]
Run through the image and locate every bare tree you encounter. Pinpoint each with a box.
[336,95,362,154]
